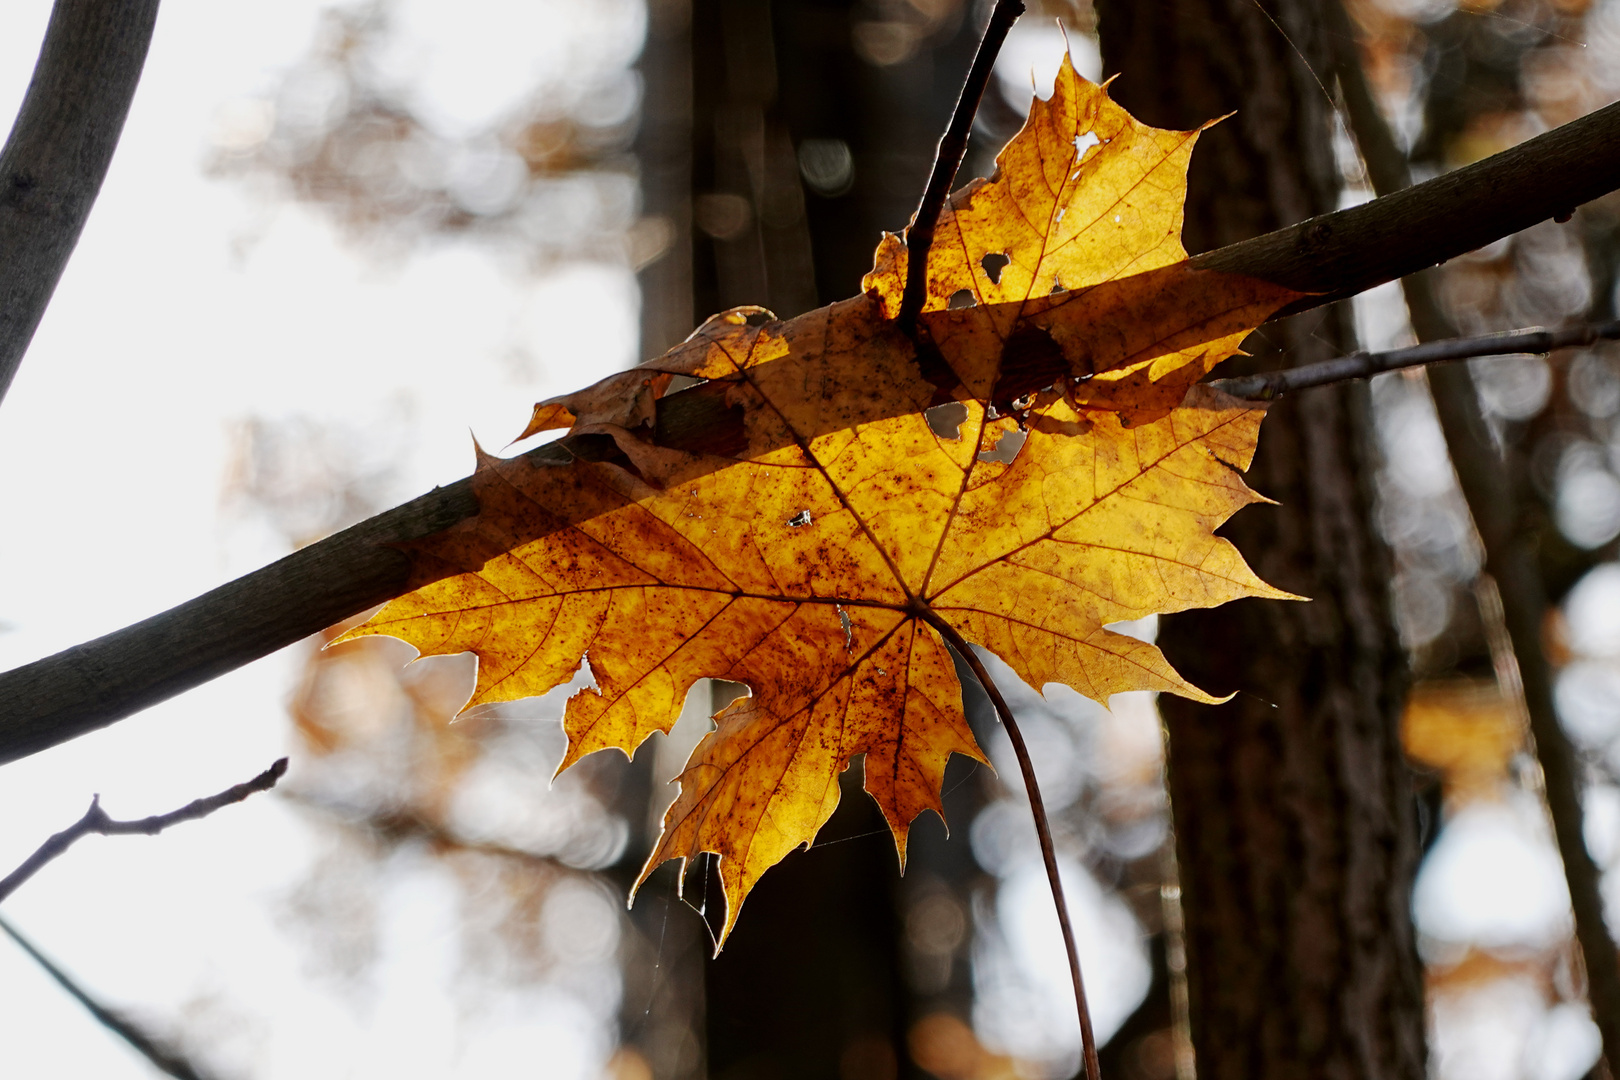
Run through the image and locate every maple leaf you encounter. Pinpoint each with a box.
[338,55,1301,944]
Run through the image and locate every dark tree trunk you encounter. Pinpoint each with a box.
[635,3,986,1077]
[624,7,709,1079]
[1093,4,1428,1079]
[703,775,914,1080]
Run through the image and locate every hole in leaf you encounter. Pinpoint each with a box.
[980,252,1010,285]
[947,289,976,309]
[978,429,1027,464]
[787,509,813,527]
[1073,131,1100,159]
[712,680,749,711]
[925,401,969,440]
[666,374,706,394]
[1050,276,1066,295]
[745,310,771,327]
[838,606,854,651]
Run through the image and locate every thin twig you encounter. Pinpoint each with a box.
[1209,320,1620,400]
[0,914,220,1080]
[896,0,1025,338]
[1327,1,1620,1065]
[0,758,288,905]
[921,609,1101,1080]
[0,0,162,409]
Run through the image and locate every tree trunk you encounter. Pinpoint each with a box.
[1093,4,1428,1078]
[649,3,985,1077]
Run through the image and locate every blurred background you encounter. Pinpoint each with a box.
[0,0,1616,1077]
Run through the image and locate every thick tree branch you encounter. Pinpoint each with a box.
[0,482,476,766]
[0,915,220,1080]
[0,0,161,408]
[1326,3,1620,1066]
[3,98,1620,766]
[0,758,286,903]
[1210,321,1620,400]
[1192,98,1620,311]
[896,0,1024,337]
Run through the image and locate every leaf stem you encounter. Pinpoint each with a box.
[920,610,1101,1080]
[1208,319,1620,400]
[896,0,1025,339]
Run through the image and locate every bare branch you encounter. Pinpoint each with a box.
[896,0,1025,337]
[0,915,221,1080]
[0,758,287,904]
[3,94,1620,767]
[0,0,162,409]
[1210,320,1620,400]
[0,481,477,767]
[1193,99,1620,313]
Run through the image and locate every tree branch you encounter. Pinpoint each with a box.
[3,96,1620,767]
[1192,98,1620,311]
[0,758,287,904]
[896,0,1024,337]
[0,481,477,766]
[0,0,162,409]
[0,915,220,1080]
[1210,320,1620,400]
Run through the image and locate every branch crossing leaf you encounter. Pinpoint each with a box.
[340,55,1302,945]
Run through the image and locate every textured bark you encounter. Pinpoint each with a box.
[1095,3,1428,1079]
[1329,17,1620,1059]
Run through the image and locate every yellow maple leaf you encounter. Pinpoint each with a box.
[339,55,1301,945]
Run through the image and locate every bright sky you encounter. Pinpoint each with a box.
[0,2,636,1076]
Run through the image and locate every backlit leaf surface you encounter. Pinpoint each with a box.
[341,56,1301,944]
